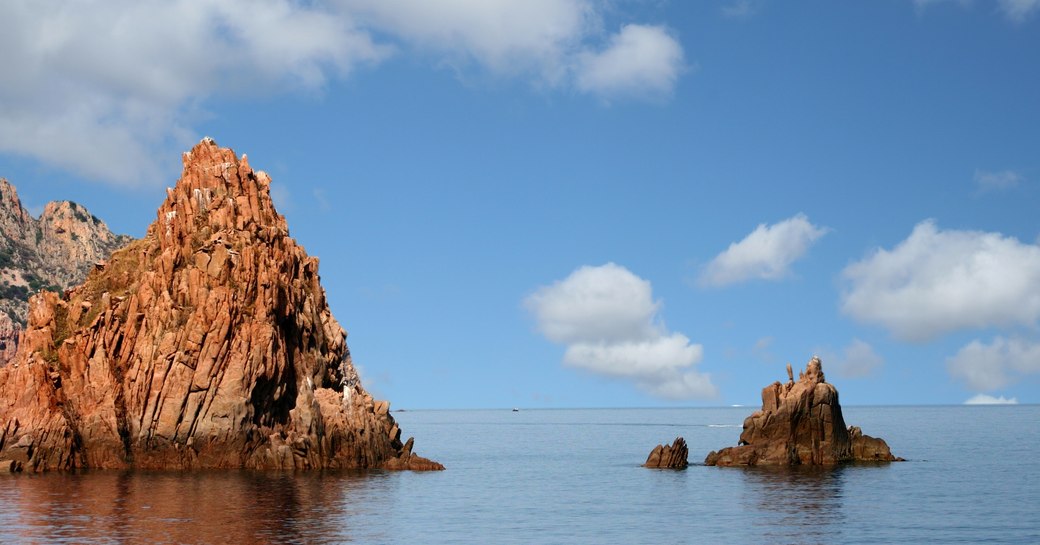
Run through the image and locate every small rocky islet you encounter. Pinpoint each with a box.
[705,356,901,466]
[644,356,901,468]
[0,138,441,472]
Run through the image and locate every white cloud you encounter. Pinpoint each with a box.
[0,0,387,186]
[964,394,1019,405]
[343,2,685,99]
[913,0,1039,21]
[699,213,829,287]
[834,339,884,378]
[525,263,716,400]
[947,336,1040,391]
[575,25,685,100]
[975,169,1024,192]
[0,0,687,186]
[721,0,760,18]
[999,0,1040,21]
[339,0,594,84]
[841,221,1040,341]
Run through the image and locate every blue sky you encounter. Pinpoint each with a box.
[2,1,1038,408]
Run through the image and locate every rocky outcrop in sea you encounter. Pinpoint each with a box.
[705,356,901,466]
[644,437,689,469]
[0,138,442,472]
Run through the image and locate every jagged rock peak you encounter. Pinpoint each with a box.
[704,356,901,467]
[154,138,282,252]
[0,139,442,472]
[0,178,34,234]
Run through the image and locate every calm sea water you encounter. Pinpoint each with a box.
[1,405,1037,544]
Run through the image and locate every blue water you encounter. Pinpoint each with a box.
[1,406,1037,544]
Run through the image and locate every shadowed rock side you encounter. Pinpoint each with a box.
[0,138,442,472]
[705,357,901,467]
[644,437,688,469]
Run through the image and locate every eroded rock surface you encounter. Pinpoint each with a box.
[0,178,132,366]
[644,437,688,469]
[0,139,442,472]
[705,357,900,466]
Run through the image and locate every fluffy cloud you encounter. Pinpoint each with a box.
[841,221,1040,341]
[0,0,385,186]
[0,0,687,186]
[964,394,1019,405]
[699,214,828,287]
[574,25,685,100]
[947,337,1040,391]
[975,169,1024,192]
[525,263,716,400]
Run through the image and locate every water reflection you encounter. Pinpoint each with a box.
[0,470,398,544]
[739,466,851,545]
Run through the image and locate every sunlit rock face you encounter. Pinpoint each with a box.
[705,356,900,466]
[0,178,132,367]
[0,139,441,472]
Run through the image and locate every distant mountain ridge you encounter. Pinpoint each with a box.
[0,179,132,364]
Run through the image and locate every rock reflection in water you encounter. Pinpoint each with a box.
[739,466,853,545]
[0,470,398,544]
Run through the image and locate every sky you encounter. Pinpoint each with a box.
[1,0,1038,409]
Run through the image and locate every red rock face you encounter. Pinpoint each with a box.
[704,357,900,466]
[0,139,441,472]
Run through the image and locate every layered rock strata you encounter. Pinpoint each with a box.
[0,139,442,472]
[705,357,900,466]
[644,437,688,469]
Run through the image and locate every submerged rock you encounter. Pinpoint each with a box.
[644,437,688,469]
[705,356,901,466]
[0,138,441,472]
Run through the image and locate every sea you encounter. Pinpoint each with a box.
[1,405,1037,544]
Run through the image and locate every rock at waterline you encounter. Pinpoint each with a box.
[644,437,689,469]
[0,138,441,472]
[705,356,902,466]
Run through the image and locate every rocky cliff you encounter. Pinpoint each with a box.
[0,179,132,365]
[0,138,441,472]
[705,356,900,466]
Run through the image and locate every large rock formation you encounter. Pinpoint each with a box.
[0,138,442,472]
[643,437,688,469]
[0,178,132,365]
[705,356,900,466]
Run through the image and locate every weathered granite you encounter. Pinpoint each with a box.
[644,437,689,469]
[705,356,901,466]
[0,178,132,366]
[0,138,442,472]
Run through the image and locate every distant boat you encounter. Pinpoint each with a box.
[512,408,519,412]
